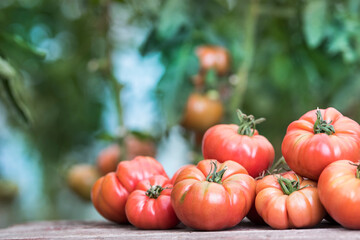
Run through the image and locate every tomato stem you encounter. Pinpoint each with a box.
[206,161,227,184]
[313,107,335,135]
[349,162,360,179]
[236,109,265,137]
[277,175,309,195]
[145,185,165,199]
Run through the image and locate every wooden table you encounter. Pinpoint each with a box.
[0,220,357,239]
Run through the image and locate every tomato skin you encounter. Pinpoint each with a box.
[96,144,121,175]
[255,172,325,229]
[170,164,194,185]
[67,164,100,201]
[282,107,360,180]
[116,156,168,193]
[171,160,256,230]
[196,45,230,75]
[125,135,156,160]
[91,156,168,224]
[181,93,224,132]
[91,172,129,223]
[125,175,179,229]
[318,160,360,229]
[202,124,274,178]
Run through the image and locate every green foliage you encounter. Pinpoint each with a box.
[130,0,360,156]
[303,0,328,48]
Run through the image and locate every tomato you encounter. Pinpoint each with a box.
[282,107,360,180]
[181,92,223,132]
[91,172,129,223]
[67,164,100,201]
[170,164,194,185]
[96,144,121,175]
[202,110,274,178]
[171,160,255,230]
[196,45,230,75]
[318,160,360,229]
[91,156,168,223]
[255,172,325,229]
[125,175,179,229]
[125,134,156,160]
[0,180,18,202]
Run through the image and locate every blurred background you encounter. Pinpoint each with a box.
[1,0,360,227]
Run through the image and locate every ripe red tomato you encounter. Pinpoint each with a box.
[196,45,230,75]
[282,107,360,180]
[91,156,168,223]
[67,164,100,201]
[124,134,156,160]
[181,93,224,132]
[125,175,179,229]
[202,110,274,178]
[170,164,194,185]
[171,160,255,230]
[255,172,325,229]
[318,160,360,229]
[96,144,121,175]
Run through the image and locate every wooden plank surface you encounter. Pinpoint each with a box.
[0,220,357,239]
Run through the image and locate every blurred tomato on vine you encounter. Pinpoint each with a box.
[124,134,156,160]
[196,45,230,76]
[96,144,121,175]
[67,164,100,201]
[181,92,223,132]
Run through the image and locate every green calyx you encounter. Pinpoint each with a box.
[145,185,165,199]
[206,161,227,184]
[236,109,266,137]
[349,162,360,179]
[313,107,335,135]
[277,175,309,195]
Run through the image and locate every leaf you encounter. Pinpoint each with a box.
[330,76,360,112]
[156,44,195,128]
[0,57,31,124]
[0,77,30,124]
[0,33,46,59]
[205,68,218,89]
[0,57,17,80]
[95,131,117,142]
[157,0,189,40]
[129,130,155,141]
[303,0,328,48]
[269,55,293,90]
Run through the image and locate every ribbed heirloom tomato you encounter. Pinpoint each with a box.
[282,107,360,180]
[125,175,179,229]
[318,160,360,229]
[255,172,325,229]
[91,156,168,223]
[170,164,194,185]
[202,110,274,178]
[171,159,256,230]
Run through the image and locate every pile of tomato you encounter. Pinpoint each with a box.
[91,107,360,230]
